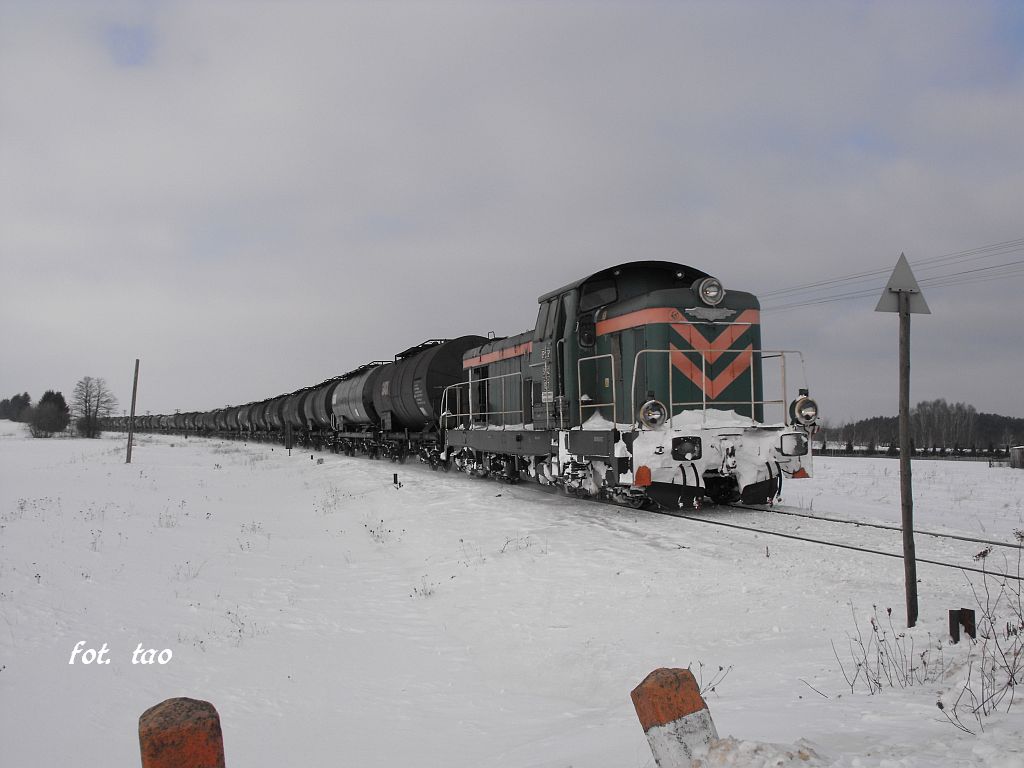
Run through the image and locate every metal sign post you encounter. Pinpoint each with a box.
[875,254,930,627]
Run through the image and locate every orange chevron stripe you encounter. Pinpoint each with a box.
[670,346,709,391]
[673,310,759,363]
[711,346,754,398]
[670,344,753,399]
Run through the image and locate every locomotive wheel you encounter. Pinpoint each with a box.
[739,476,781,505]
[708,487,739,505]
[704,477,740,505]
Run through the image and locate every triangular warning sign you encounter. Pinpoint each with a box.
[875,253,931,314]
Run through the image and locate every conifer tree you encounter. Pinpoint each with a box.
[29,390,71,437]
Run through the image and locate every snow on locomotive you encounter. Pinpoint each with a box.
[113,260,818,508]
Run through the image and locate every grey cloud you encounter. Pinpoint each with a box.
[1,1,1022,421]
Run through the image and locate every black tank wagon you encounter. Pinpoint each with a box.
[329,336,487,460]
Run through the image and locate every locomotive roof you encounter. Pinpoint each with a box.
[537,260,712,303]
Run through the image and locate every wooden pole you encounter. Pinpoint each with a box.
[898,292,918,627]
[126,358,140,464]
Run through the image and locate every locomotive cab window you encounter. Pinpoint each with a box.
[546,297,566,340]
[534,301,553,341]
[535,298,564,341]
[579,280,617,313]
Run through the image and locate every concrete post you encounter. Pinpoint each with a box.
[631,668,718,767]
[139,697,225,768]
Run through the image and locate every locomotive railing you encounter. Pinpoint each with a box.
[440,370,531,430]
[577,353,618,426]
[630,348,809,429]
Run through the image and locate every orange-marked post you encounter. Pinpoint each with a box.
[631,668,718,767]
[139,697,225,768]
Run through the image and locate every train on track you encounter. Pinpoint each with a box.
[106,261,820,508]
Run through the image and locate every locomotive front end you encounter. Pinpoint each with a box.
[574,262,819,507]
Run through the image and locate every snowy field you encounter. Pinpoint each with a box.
[1,419,1022,767]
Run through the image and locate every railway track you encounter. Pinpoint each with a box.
[171,433,1024,581]
[415,452,1024,581]
[643,501,1024,581]
[731,503,1023,551]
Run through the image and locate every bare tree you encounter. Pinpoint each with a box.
[72,377,119,438]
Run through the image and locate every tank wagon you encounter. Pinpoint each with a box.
[112,261,819,508]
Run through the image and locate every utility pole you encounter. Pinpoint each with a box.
[875,254,930,627]
[126,359,140,464]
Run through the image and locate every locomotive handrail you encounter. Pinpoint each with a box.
[576,353,617,426]
[440,370,531,431]
[629,348,808,429]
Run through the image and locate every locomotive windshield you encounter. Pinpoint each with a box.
[579,280,617,312]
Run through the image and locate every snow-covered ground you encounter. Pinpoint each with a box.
[1,419,1022,767]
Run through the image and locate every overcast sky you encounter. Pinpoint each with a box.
[2,1,1023,425]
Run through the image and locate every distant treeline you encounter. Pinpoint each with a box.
[818,399,1024,454]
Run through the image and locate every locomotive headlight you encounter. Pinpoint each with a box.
[638,399,669,428]
[779,432,809,457]
[789,395,819,426]
[694,277,726,307]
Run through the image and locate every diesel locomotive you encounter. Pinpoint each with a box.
[109,261,819,508]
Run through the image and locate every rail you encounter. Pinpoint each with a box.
[661,508,1024,582]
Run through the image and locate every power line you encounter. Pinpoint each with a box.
[760,237,1024,299]
[759,237,1024,313]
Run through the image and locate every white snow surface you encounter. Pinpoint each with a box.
[1,419,1023,767]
